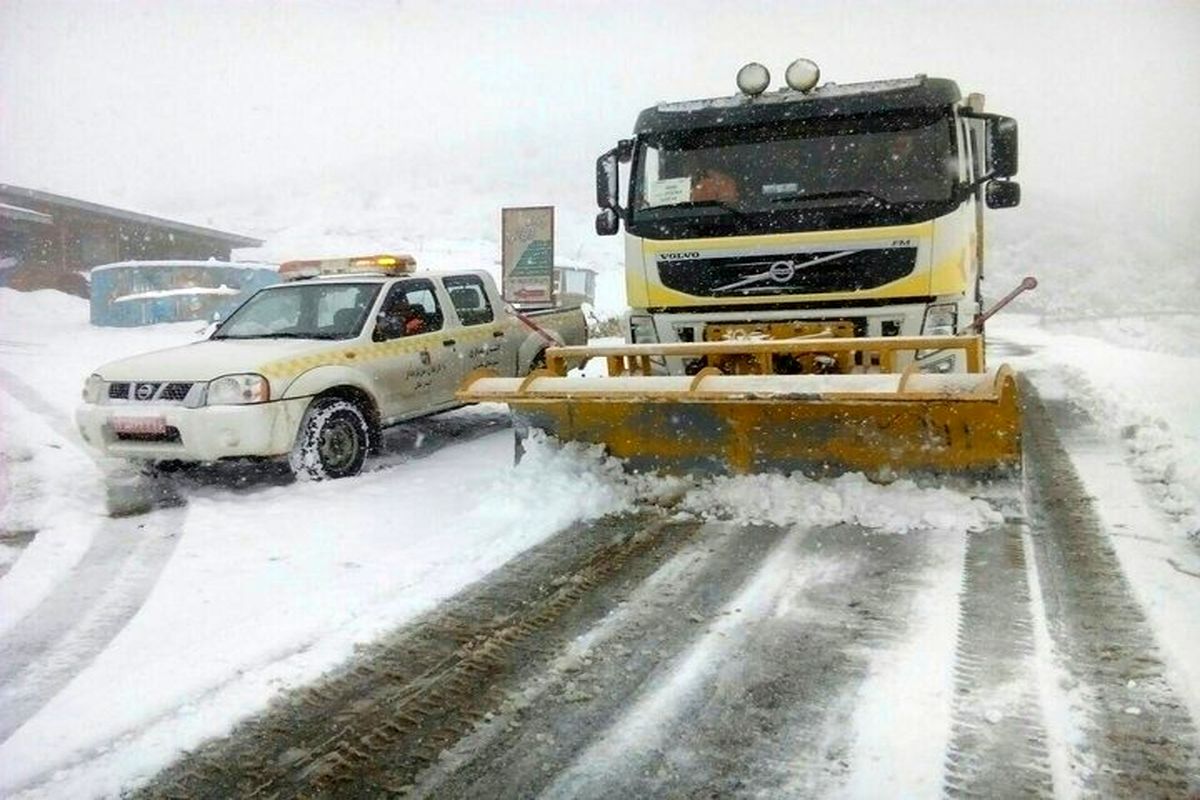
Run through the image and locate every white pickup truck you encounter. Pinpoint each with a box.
[75,254,587,479]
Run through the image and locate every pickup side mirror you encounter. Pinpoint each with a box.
[985,179,1021,209]
[988,116,1018,178]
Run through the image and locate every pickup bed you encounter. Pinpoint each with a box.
[76,266,587,478]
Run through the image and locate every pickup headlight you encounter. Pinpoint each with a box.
[81,373,105,404]
[922,304,958,337]
[206,373,269,405]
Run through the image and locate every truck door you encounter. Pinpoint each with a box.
[443,274,506,378]
[370,278,459,422]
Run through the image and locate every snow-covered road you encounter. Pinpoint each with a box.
[1,290,1198,797]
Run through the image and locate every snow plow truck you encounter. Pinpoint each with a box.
[461,60,1033,478]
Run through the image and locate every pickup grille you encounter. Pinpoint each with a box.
[656,246,918,298]
[107,382,195,403]
[160,382,193,401]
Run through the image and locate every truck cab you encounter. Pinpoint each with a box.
[595,62,1019,375]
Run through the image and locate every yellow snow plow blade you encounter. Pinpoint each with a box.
[459,335,1022,478]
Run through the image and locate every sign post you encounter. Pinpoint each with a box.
[501,206,555,309]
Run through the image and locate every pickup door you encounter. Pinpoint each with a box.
[443,273,515,376]
[371,278,462,422]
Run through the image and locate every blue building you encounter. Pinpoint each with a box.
[89,260,279,327]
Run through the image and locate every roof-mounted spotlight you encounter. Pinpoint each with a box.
[784,58,820,93]
[736,62,771,96]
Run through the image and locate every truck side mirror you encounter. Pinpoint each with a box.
[985,179,1021,209]
[596,148,619,211]
[595,208,619,236]
[988,116,1019,178]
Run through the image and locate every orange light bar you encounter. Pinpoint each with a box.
[279,254,417,280]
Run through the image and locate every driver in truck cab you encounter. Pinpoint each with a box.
[683,150,740,203]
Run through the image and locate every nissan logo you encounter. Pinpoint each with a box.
[135,383,156,400]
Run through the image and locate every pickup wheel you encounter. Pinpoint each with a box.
[289,398,371,480]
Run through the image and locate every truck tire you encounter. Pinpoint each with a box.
[289,397,371,480]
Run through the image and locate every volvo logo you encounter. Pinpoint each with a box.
[660,251,701,260]
[768,260,796,283]
[135,383,156,400]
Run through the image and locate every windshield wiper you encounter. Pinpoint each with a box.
[648,199,747,219]
[769,189,893,206]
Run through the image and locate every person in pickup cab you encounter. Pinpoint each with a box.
[398,299,427,335]
[382,297,426,337]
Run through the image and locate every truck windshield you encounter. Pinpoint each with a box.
[212,283,381,340]
[633,110,956,220]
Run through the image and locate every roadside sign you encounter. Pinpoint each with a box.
[501,206,554,308]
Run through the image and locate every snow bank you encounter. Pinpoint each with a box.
[992,315,1200,538]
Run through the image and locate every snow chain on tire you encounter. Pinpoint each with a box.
[289,397,371,480]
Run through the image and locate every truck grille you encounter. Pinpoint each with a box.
[656,246,918,297]
[107,382,195,402]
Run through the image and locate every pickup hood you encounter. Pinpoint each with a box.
[95,339,336,382]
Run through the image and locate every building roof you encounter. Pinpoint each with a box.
[0,202,53,225]
[91,259,277,273]
[0,184,264,247]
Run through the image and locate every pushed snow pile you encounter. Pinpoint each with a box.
[679,472,1003,534]
[514,430,690,514]
[519,432,1003,534]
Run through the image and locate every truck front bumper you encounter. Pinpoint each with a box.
[75,396,311,463]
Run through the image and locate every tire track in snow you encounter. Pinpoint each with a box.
[942,519,1054,798]
[0,510,185,744]
[423,522,938,800]
[0,367,188,745]
[1021,379,1200,797]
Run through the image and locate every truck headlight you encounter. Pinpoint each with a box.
[922,304,958,337]
[628,314,658,344]
[206,374,269,405]
[82,373,105,404]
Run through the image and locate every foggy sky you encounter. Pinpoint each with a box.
[3,0,1199,240]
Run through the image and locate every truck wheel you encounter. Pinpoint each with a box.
[289,398,371,480]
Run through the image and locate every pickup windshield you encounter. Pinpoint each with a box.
[633,110,956,220]
[212,283,381,340]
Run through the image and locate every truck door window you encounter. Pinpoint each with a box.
[443,275,494,326]
[375,279,444,340]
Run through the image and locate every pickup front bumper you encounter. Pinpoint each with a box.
[75,397,311,463]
